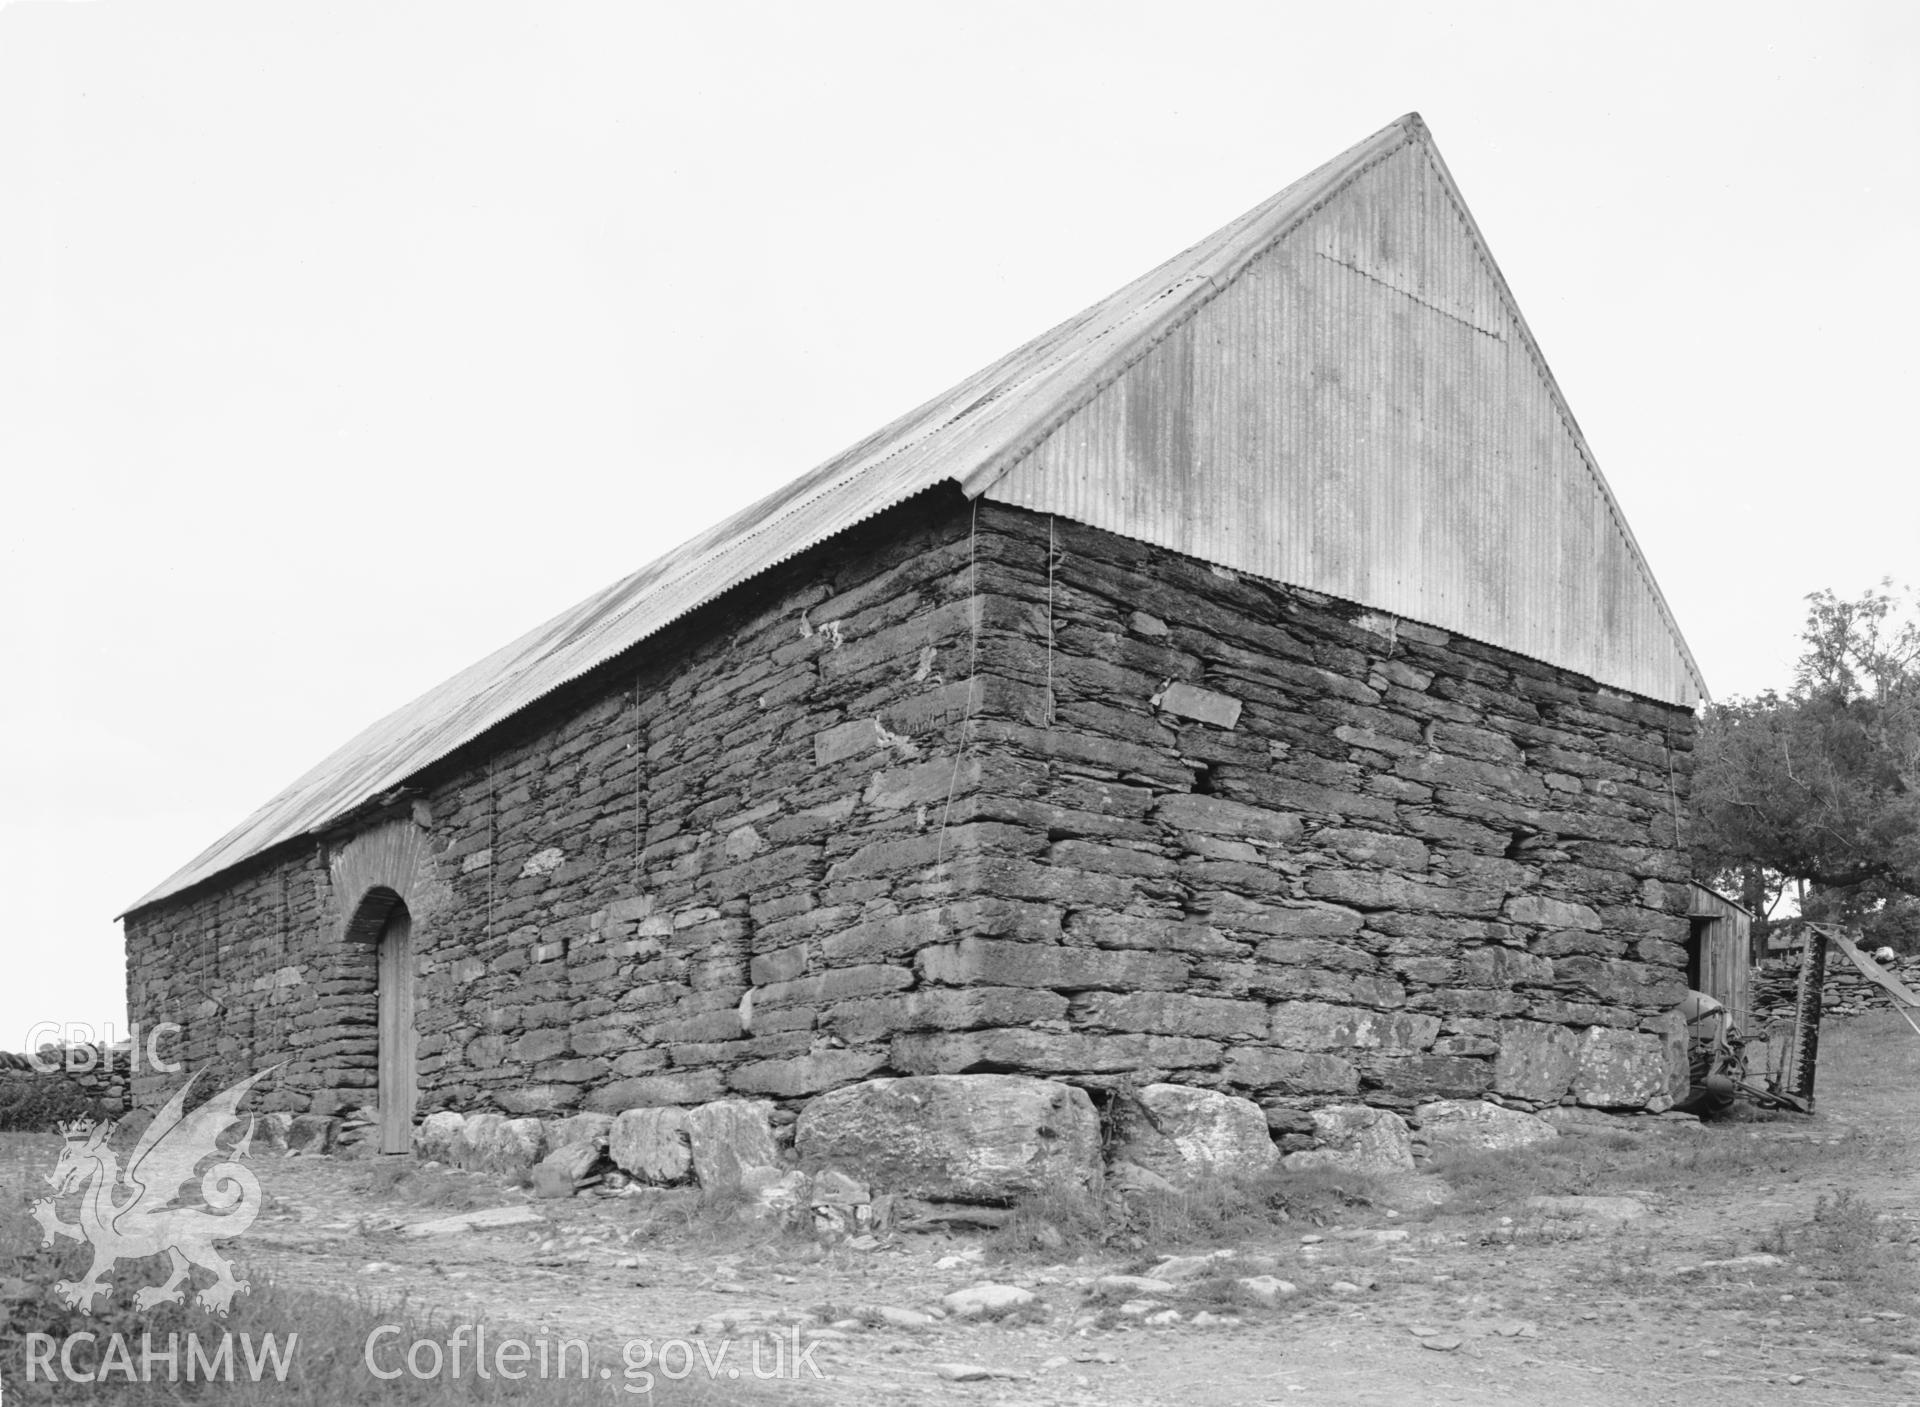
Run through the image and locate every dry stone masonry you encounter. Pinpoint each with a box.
[1754,950,1920,1027]
[0,1043,132,1127]
[123,488,1698,1157]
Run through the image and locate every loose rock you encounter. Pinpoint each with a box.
[935,1363,1022,1382]
[403,1205,547,1238]
[1235,1275,1298,1306]
[1096,1275,1177,1296]
[1525,1194,1653,1221]
[943,1283,1035,1319]
[856,1305,935,1329]
[531,1139,606,1199]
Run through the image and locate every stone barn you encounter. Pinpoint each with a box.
[123,113,1707,1156]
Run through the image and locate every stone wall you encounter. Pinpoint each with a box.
[0,1043,131,1118]
[124,489,1698,1131]
[125,491,984,1114]
[883,508,1697,1124]
[1754,950,1920,1027]
[124,842,336,1111]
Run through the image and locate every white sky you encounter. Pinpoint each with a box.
[1,1,1914,1051]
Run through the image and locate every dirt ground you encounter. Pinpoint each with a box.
[7,1013,1920,1405]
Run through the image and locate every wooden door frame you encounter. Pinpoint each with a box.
[375,902,417,1154]
[343,884,418,1154]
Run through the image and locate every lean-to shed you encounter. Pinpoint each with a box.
[1687,882,1756,1035]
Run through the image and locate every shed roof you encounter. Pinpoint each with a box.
[1689,881,1757,922]
[127,112,1705,914]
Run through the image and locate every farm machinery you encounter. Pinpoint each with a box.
[1678,921,1920,1117]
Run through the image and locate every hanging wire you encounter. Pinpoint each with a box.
[645,675,652,882]
[1046,513,1057,727]
[487,753,497,947]
[1665,721,1684,854]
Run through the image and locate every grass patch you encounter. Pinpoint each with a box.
[1,1219,601,1401]
[350,1160,487,1212]
[981,1183,1107,1259]
[985,1164,1383,1263]
[1760,1187,1919,1307]
[1559,1179,1920,1350]
[1170,1264,1314,1313]
[1424,1122,1873,1216]
[1115,1164,1383,1248]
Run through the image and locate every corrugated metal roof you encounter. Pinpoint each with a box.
[126,112,1704,914]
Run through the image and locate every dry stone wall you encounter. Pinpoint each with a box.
[0,1044,131,1122]
[124,493,985,1116]
[123,843,340,1112]
[905,507,1697,1129]
[1754,950,1920,1027]
[123,489,1698,1139]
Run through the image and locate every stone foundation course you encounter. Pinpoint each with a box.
[392,1076,1581,1213]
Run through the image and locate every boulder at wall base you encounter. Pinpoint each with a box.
[1280,1104,1414,1175]
[1109,1084,1279,1182]
[453,1113,502,1170]
[531,1139,609,1200]
[684,1100,780,1191]
[1571,1027,1672,1109]
[608,1107,694,1185]
[546,1111,614,1150]
[414,1111,465,1163]
[1413,1100,1559,1158]
[252,1112,293,1153]
[460,1114,548,1176]
[284,1114,337,1156]
[794,1074,1102,1204]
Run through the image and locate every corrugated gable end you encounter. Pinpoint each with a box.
[972,125,1705,710]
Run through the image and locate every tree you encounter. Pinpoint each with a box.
[1690,582,1920,949]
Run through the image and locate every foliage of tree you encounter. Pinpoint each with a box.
[1690,582,1920,949]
